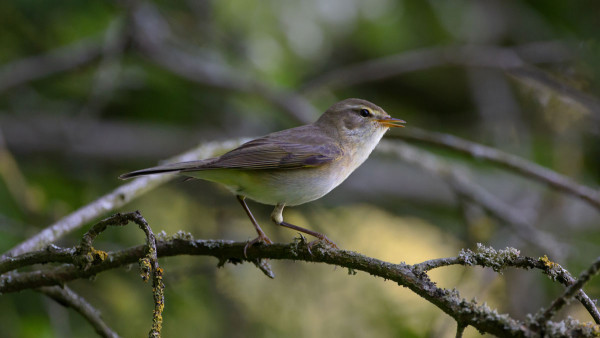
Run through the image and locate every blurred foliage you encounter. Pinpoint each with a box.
[1,0,600,337]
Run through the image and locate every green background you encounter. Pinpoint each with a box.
[1,0,599,337]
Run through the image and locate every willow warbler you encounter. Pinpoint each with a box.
[120,98,405,251]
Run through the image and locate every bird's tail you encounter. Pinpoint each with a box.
[119,160,213,179]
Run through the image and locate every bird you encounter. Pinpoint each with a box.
[120,98,405,252]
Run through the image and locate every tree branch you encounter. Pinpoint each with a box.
[0,38,103,94]
[536,256,600,327]
[2,235,599,336]
[1,139,247,259]
[387,129,600,210]
[0,244,74,274]
[455,322,466,338]
[0,128,38,215]
[129,2,317,124]
[377,140,600,323]
[70,211,164,337]
[37,286,119,338]
[78,211,164,337]
[300,43,600,120]
[77,17,129,118]
[415,245,600,325]
[302,44,532,92]
[377,140,566,256]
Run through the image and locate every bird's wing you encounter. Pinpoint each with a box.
[183,126,343,171]
[120,125,343,179]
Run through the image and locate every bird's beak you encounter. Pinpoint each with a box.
[377,117,406,128]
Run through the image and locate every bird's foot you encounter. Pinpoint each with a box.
[244,234,273,257]
[306,234,338,254]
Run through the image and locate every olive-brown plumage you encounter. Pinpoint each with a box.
[120,98,405,250]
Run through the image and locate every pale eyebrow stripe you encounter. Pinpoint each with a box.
[347,105,374,111]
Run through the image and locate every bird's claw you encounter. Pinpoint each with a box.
[306,235,337,255]
[244,234,273,257]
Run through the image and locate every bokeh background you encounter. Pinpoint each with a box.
[1,0,600,337]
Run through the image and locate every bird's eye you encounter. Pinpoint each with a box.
[359,109,371,117]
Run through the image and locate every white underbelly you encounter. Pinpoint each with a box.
[226,167,347,206]
[187,131,383,206]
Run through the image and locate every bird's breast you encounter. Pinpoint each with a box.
[188,129,386,207]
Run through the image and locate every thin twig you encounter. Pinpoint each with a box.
[387,129,600,210]
[37,286,119,338]
[78,17,129,118]
[0,38,102,93]
[506,67,600,120]
[448,173,567,258]
[76,212,165,337]
[414,256,462,272]
[377,140,565,256]
[0,114,204,161]
[455,322,466,338]
[1,138,247,259]
[302,45,529,92]
[130,2,317,124]
[0,128,38,214]
[128,212,164,338]
[0,244,74,274]
[301,43,600,120]
[537,256,600,325]
[414,245,600,325]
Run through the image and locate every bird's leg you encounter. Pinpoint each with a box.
[270,203,337,250]
[236,195,273,256]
